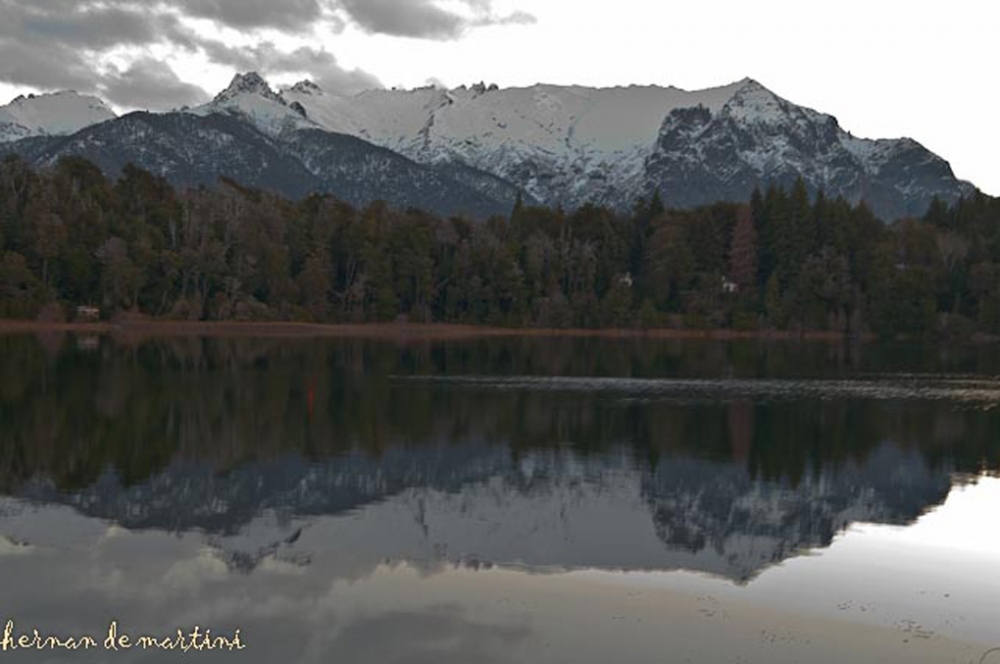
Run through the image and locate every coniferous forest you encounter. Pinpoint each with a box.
[2,154,1000,339]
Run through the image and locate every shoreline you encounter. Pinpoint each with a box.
[0,318,869,342]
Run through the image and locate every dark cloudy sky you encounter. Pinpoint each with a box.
[0,0,997,193]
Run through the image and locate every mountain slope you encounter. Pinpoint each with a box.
[283,128,524,217]
[6,106,524,218]
[11,111,321,198]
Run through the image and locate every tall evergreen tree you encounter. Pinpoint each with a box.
[729,205,757,291]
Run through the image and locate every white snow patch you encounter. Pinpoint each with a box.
[0,91,116,142]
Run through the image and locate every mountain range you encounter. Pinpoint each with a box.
[0,73,977,220]
[8,442,951,583]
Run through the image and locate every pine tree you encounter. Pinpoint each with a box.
[764,272,785,328]
[511,191,524,224]
[924,196,950,228]
[789,176,815,260]
[729,205,757,291]
[648,188,665,218]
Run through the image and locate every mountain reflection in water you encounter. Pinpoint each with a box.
[0,333,998,663]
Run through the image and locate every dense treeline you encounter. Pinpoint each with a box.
[2,154,999,337]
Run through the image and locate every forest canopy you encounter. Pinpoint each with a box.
[1,154,999,338]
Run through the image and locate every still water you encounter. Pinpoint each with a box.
[0,334,998,663]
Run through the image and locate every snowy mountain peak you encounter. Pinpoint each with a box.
[287,80,323,97]
[721,78,805,124]
[0,90,116,143]
[466,82,499,97]
[734,77,765,91]
[641,79,972,219]
[195,71,317,136]
[214,72,283,104]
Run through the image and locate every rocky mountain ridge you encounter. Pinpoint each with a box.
[0,74,977,220]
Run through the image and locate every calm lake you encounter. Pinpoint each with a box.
[0,333,999,663]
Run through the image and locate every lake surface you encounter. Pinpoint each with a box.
[0,333,999,663]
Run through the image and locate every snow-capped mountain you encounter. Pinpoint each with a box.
[190,71,315,136]
[282,79,746,209]
[5,442,952,583]
[642,80,973,218]
[0,74,977,220]
[284,76,974,220]
[8,76,525,218]
[0,90,116,143]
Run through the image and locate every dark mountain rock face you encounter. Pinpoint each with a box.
[641,81,974,220]
[281,128,524,217]
[3,110,524,219]
[12,112,320,198]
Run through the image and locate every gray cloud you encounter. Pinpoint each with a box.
[327,605,531,664]
[102,58,211,111]
[269,47,383,95]
[0,0,534,107]
[0,2,205,52]
[17,7,155,49]
[338,0,536,39]
[0,31,100,91]
[201,41,382,96]
[476,10,535,28]
[340,0,464,39]
[0,0,323,35]
[0,0,203,100]
[177,0,325,31]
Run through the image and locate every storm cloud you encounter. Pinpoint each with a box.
[200,42,382,96]
[340,0,536,39]
[0,2,197,92]
[101,57,211,110]
[177,0,326,31]
[0,0,534,108]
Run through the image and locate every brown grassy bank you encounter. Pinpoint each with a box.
[0,318,873,342]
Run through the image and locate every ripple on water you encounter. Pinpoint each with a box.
[392,375,1000,410]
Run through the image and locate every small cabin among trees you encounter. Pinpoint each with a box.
[75,306,100,322]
